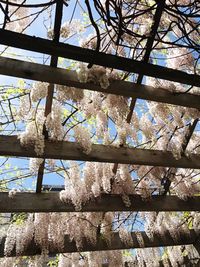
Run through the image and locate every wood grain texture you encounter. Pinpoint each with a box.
[1,229,197,257]
[1,135,200,169]
[0,57,199,109]
[0,29,200,86]
[1,192,200,212]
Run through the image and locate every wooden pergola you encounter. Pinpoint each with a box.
[0,0,200,264]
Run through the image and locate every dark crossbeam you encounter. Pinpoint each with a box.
[0,29,200,86]
[0,57,199,109]
[1,192,200,212]
[1,135,200,169]
[1,230,198,257]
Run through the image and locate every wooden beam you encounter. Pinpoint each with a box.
[1,192,200,212]
[1,135,200,169]
[181,119,199,152]
[1,57,200,109]
[36,0,63,193]
[0,29,200,86]
[1,229,198,257]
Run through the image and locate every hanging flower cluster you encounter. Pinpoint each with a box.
[3,210,200,266]
[47,19,85,39]
[76,63,110,89]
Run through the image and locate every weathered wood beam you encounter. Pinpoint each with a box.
[1,192,200,212]
[0,29,200,86]
[0,57,199,109]
[1,135,200,169]
[1,230,198,257]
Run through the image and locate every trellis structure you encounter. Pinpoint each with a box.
[0,0,200,266]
